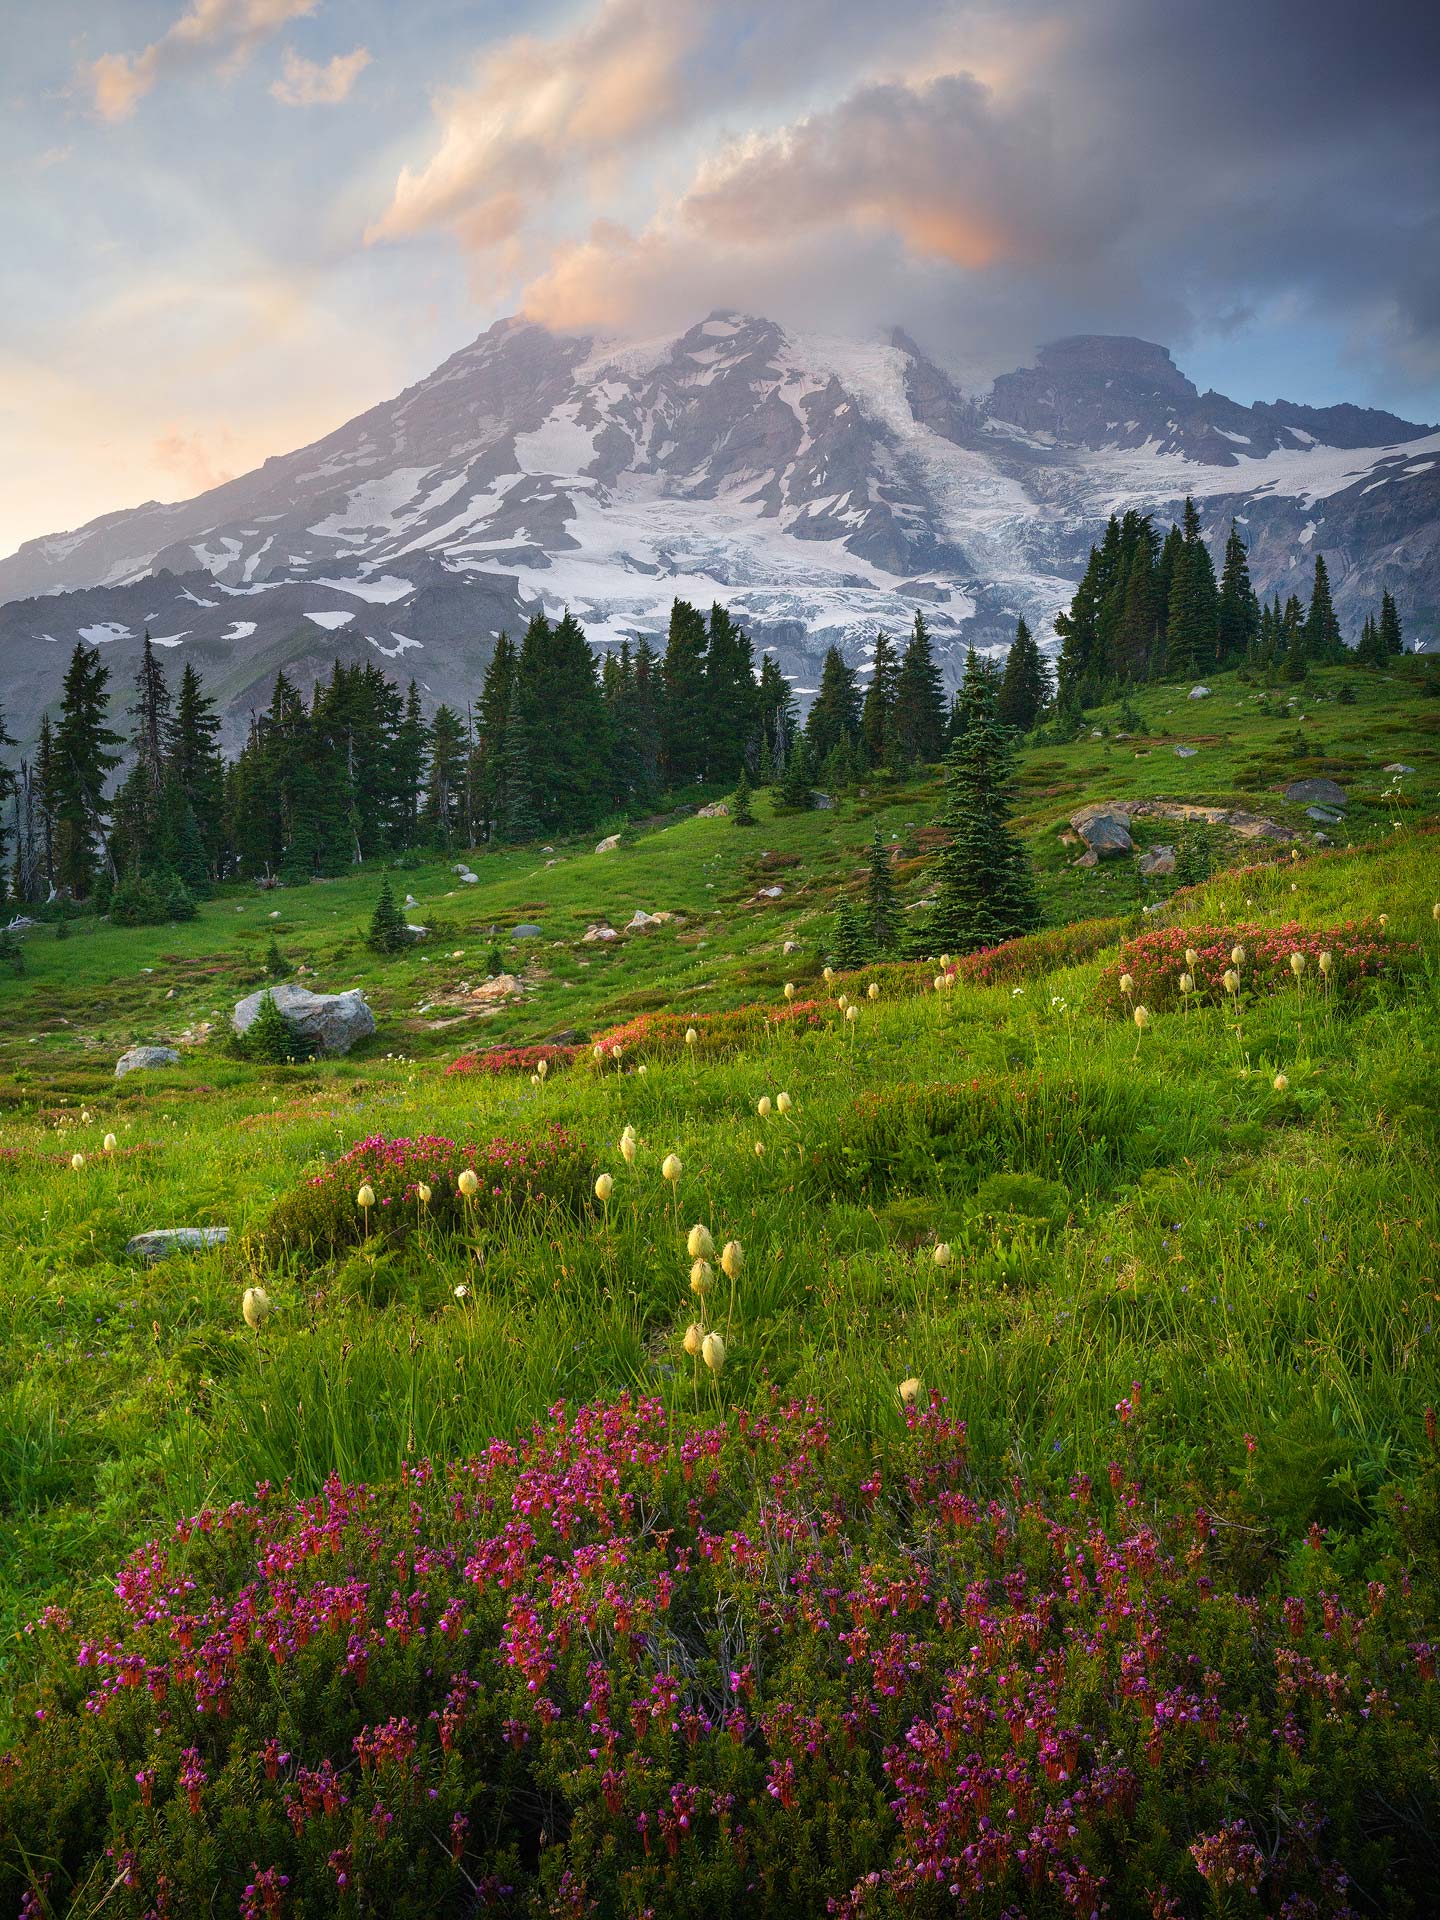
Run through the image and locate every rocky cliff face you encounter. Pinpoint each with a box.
[1,316,1434,749]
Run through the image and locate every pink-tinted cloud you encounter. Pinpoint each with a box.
[270,45,371,108]
[85,0,320,122]
[151,427,241,494]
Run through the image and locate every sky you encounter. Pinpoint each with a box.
[2,0,1438,563]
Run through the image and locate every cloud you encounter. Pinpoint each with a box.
[270,45,371,108]
[151,427,241,494]
[367,0,698,251]
[85,0,320,121]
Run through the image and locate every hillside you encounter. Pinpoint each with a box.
[1,662,1438,1915]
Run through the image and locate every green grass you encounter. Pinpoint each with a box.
[1,659,1438,1682]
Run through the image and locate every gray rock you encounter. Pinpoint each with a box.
[1305,805,1342,823]
[1070,802,1134,857]
[115,1045,181,1078]
[582,923,620,943]
[512,923,543,938]
[1284,777,1347,809]
[695,802,729,818]
[626,910,654,928]
[757,885,784,899]
[783,939,801,954]
[126,1227,229,1265]
[812,792,836,810]
[1383,763,1415,774]
[232,984,375,1055]
[1173,745,1198,758]
[404,894,419,908]
[404,924,429,940]
[1137,845,1176,877]
[1188,685,1212,700]
[595,833,622,853]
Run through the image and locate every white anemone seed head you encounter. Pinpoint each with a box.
[531,1073,541,1085]
[1185,948,1199,970]
[1231,945,1245,967]
[1133,1005,1150,1030]
[611,1043,623,1059]
[784,982,795,1000]
[638,1064,648,1077]
[940,954,951,968]
[868,982,880,1000]
[702,1331,726,1375]
[757,1096,772,1118]
[593,1044,604,1059]
[688,1223,716,1260]
[70,1152,85,1171]
[933,1242,953,1268]
[837,994,847,1009]
[1289,951,1305,976]
[1318,951,1333,975]
[594,1173,614,1202]
[620,1136,637,1165]
[846,1004,858,1022]
[1379,913,1389,927]
[536,1057,548,1079]
[242,1286,271,1331]
[416,1183,432,1206]
[103,1133,117,1152]
[458,1168,480,1197]
[898,1376,923,1407]
[934,975,945,993]
[721,1239,743,1280]
[357,1184,376,1210]
[1223,969,1240,996]
[683,1322,703,1357]
[1119,973,1135,996]
[1179,974,1194,995]
[1273,1073,1289,1092]
[685,1027,698,1047]
[754,1140,765,1156]
[690,1258,714,1295]
[776,1091,792,1113]
[823,966,834,983]
[662,1153,682,1183]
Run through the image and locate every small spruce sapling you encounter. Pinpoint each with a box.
[367,878,408,956]
[730,769,755,826]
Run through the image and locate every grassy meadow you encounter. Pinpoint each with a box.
[2,659,1439,1915]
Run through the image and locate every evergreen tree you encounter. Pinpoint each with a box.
[1379,589,1404,657]
[393,682,428,850]
[929,655,1039,953]
[860,631,900,767]
[516,611,611,832]
[52,643,122,898]
[168,661,224,884]
[1355,613,1384,667]
[730,768,755,826]
[1054,540,1103,701]
[630,640,662,806]
[1304,555,1342,661]
[804,647,862,763]
[1216,521,1259,663]
[497,679,538,843]
[864,829,900,955]
[996,617,1048,731]
[1283,600,1309,682]
[703,603,758,782]
[890,612,948,764]
[34,715,57,898]
[367,877,408,956]
[831,896,869,970]
[472,636,515,840]
[422,704,468,847]
[659,600,709,788]
[756,656,798,775]
[776,733,816,811]
[0,701,14,904]
[1164,500,1219,676]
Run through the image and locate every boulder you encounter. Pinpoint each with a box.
[1069,803,1134,858]
[695,802,729,819]
[1284,777,1347,809]
[627,910,655,929]
[1305,805,1342,824]
[471,974,523,1004]
[595,834,622,854]
[757,885,784,900]
[115,1045,180,1078]
[1383,763,1415,774]
[812,792,836,810]
[404,924,429,941]
[405,894,420,908]
[783,939,801,954]
[1073,850,1099,869]
[582,924,620,943]
[1137,845,1176,878]
[512,923,543,939]
[1173,745,1198,759]
[126,1227,229,1265]
[232,984,375,1056]
[456,869,479,885]
[1188,685,1212,700]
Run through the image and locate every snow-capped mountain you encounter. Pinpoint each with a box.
[1,312,1435,748]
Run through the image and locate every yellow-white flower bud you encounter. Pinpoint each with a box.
[1133,1005,1150,1030]
[662,1153,682,1183]
[242,1286,271,1330]
[837,994,847,1009]
[593,1043,605,1059]
[594,1173,614,1202]
[868,983,880,1000]
[1378,913,1389,927]
[940,954,951,968]
[621,1136,637,1165]
[776,1092,792,1113]
[754,1140,765,1156]
[683,1322,703,1357]
[1231,945,1245,967]
[823,965,834,983]
[783,982,795,1000]
[70,1152,85,1171]
[103,1133,117,1152]
[685,1027,698,1047]
[933,1242,952,1268]
[416,1183,432,1206]
[757,1096,772,1118]
[933,975,945,992]
[357,1184,376,1210]
[1179,974,1194,995]
[1273,1073,1289,1092]
[688,1223,715,1260]
[1223,969,1240,996]
[458,1169,479,1197]
[690,1258,714,1295]
[721,1239,742,1280]
[1289,951,1305,976]
[1185,948,1199,970]
[536,1057,548,1079]
[702,1331,726,1375]
[898,1376,922,1407]
[611,1044,623,1059]
[1318,952,1332,975]
[846,1004,858,1021]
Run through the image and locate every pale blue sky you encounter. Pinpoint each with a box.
[3,0,1436,561]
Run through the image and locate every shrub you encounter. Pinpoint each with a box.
[1,1393,1435,1918]
[110,872,171,927]
[258,1125,595,1257]
[228,990,315,1065]
[950,914,1128,987]
[445,1043,578,1079]
[588,999,828,1065]
[1095,919,1415,1015]
[264,937,292,980]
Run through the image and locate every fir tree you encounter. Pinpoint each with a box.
[52,643,122,898]
[929,656,1039,953]
[1379,589,1404,657]
[265,935,293,979]
[0,701,15,904]
[1216,521,1259,663]
[1165,500,1219,676]
[393,682,428,850]
[860,631,900,767]
[702,604,758,782]
[996,617,1048,731]
[864,829,900,955]
[890,612,948,764]
[367,877,408,956]
[234,989,313,1064]
[168,661,225,879]
[498,680,538,843]
[1304,555,1342,662]
[659,600,709,788]
[804,647,862,763]
[756,656,798,775]
[422,705,467,847]
[516,611,611,832]
[776,733,816,811]
[831,896,869,970]
[730,768,755,826]
[1355,613,1385,667]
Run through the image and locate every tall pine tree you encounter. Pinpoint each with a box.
[929,647,1039,953]
[860,631,900,767]
[996,616,1048,731]
[890,612,947,764]
[659,600,709,789]
[804,648,862,764]
[52,643,122,898]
